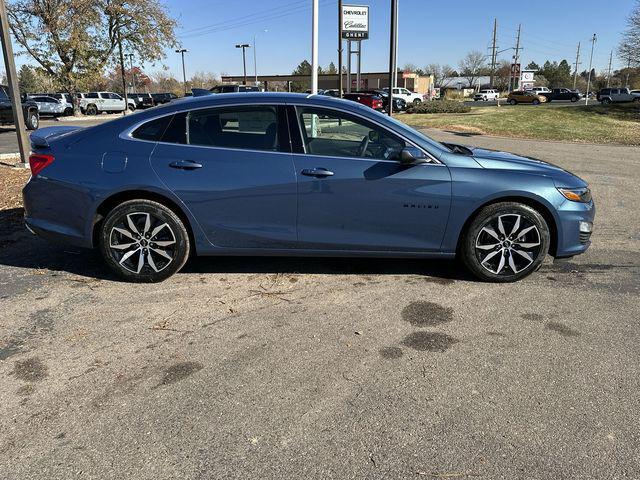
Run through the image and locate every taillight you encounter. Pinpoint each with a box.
[29,153,55,176]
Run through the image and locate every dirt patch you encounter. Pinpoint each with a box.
[10,357,49,382]
[157,361,203,387]
[401,301,454,327]
[545,321,580,338]
[401,332,459,352]
[379,347,403,359]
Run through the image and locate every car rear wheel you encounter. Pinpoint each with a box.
[413,99,421,105]
[508,99,517,105]
[571,96,578,102]
[99,199,191,283]
[86,104,98,115]
[461,202,550,283]
[602,98,611,104]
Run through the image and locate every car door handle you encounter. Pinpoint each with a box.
[301,168,334,177]
[169,160,203,170]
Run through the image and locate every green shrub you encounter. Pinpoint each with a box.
[407,100,471,114]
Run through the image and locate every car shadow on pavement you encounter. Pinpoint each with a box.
[0,209,472,283]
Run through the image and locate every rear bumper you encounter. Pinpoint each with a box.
[24,216,91,248]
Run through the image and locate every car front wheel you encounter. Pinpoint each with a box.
[99,199,191,283]
[461,202,550,282]
[508,99,517,105]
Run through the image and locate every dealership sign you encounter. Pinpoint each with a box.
[342,5,369,40]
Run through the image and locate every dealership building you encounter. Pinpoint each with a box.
[221,71,435,95]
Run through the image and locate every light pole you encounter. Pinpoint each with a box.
[235,44,251,85]
[253,30,267,86]
[126,53,136,93]
[585,34,596,105]
[175,48,189,95]
[387,0,398,116]
[311,0,319,94]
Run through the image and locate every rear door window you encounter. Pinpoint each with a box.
[187,106,280,151]
[132,115,174,141]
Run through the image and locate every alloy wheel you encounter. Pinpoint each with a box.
[474,214,542,275]
[108,212,177,274]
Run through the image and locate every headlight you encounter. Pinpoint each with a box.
[557,187,592,203]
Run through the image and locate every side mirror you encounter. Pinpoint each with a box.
[400,146,429,165]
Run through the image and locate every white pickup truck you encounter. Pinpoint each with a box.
[80,92,136,115]
[383,87,424,105]
[473,89,499,101]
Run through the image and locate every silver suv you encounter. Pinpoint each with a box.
[597,88,640,104]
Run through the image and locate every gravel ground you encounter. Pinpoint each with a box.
[0,132,638,480]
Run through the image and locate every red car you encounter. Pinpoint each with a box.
[342,92,384,111]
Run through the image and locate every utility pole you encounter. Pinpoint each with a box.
[606,50,613,88]
[489,18,497,88]
[0,0,30,166]
[116,24,129,116]
[175,48,188,95]
[235,44,250,85]
[311,0,319,94]
[585,34,596,105]
[572,41,581,90]
[387,0,398,116]
[625,55,631,88]
[338,0,343,97]
[511,24,522,92]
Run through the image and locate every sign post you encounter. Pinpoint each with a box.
[0,0,30,167]
[342,4,369,95]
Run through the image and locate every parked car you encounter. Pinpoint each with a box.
[23,92,595,283]
[80,92,136,115]
[151,92,179,105]
[541,88,582,103]
[596,88,640,104]
[209,84,260,94]
[32,93,74,115]
[631,90,640,96]
[373,89,407,111]
[528,86,551,96]
[129,92,155,109]
[383,87,423,105]
[474,89,499,101]
[321,89,340,97]
[27,95,66,117]
[343,92,384,111]
[507,91,547,105]
[0,85,39,130]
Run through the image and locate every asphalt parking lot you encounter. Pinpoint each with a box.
[1,131,639,479]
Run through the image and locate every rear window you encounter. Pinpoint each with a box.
[86,92,99,99]
[132,115,174,141]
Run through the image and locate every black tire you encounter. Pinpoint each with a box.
[571,96,578,102]
[99,199,190,283]
[25,110,39,130]
[633,97,640,103]
[64,107,74,116]
[86,104,98,115]
[602,98,611,105]
[460,202,550,283]
[532,99,540,105]
[508,99,517,105]
[413,98,421,105]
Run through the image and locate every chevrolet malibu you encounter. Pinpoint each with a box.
[23,93,594,283]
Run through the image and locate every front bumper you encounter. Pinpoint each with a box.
[554,199,596,258]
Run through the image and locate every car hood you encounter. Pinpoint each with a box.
[470,147,588,187]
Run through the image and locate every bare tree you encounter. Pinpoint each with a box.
[425,63,455,87]
[458,51,487,88]
[618,0,640,67]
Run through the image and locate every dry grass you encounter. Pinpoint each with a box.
[402,103,640,145]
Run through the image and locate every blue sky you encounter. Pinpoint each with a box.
[11,0,635,78]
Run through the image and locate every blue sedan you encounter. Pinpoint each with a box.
[23,92,594,282]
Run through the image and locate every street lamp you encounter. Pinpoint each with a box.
[253,30,268,87]
[175,48,188,95]
[235,43,251,85]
